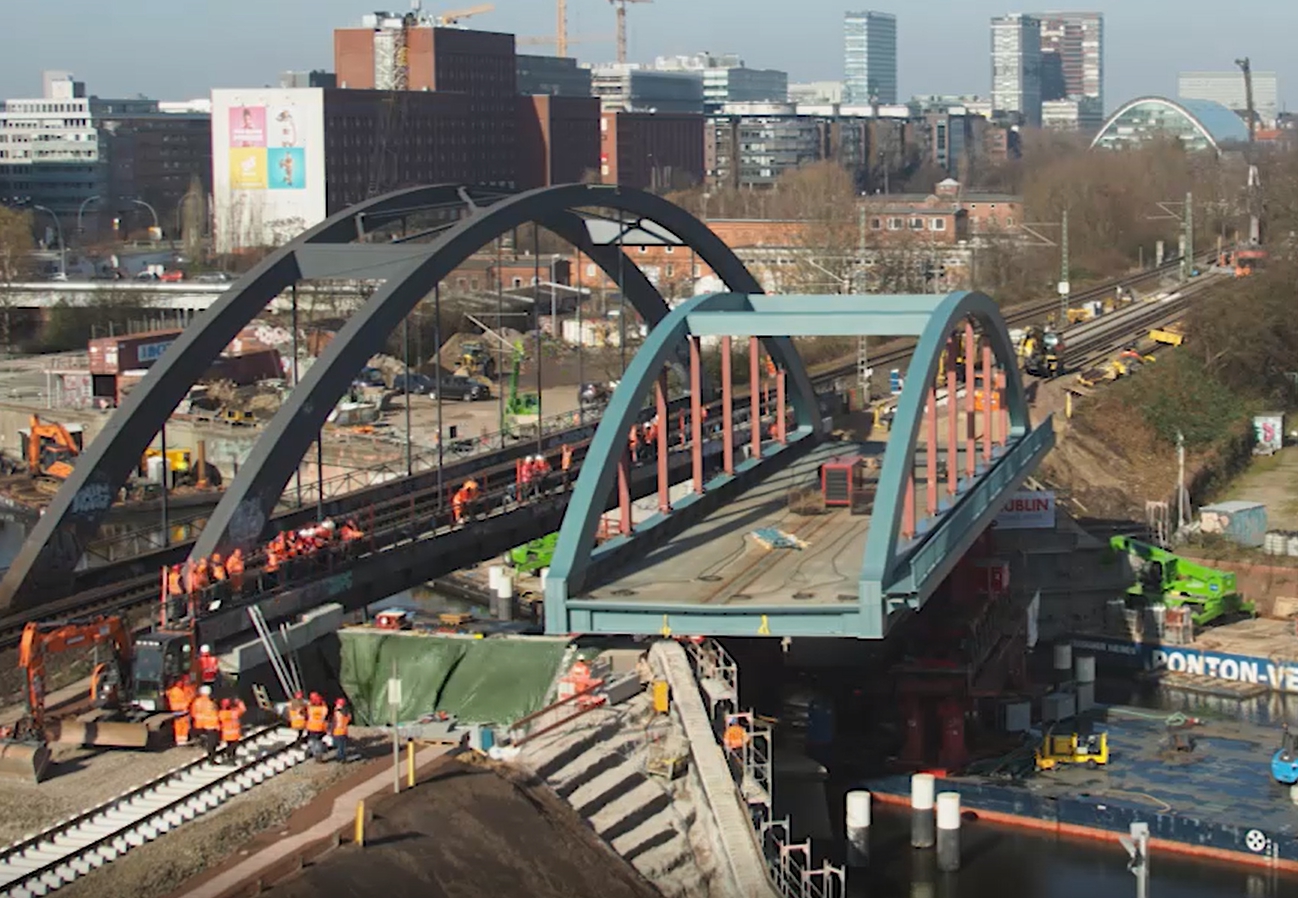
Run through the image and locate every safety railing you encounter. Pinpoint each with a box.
[760,819,847,898]
[683,636,846,898]
[504,680,608,747]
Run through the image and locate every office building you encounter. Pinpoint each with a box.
[517,55,592,97]
[599,111,704,190]
[655,53,787,114]
[844,11,898,105]
[1179,71,1279,129]
[213,86,517,252]
[590,65,704,114]
[1035,13,1103,111]
[517,95,600,188]
[706,104,820,189]
[1041,96,1103,132]
[991,14,1042,126]
[1092,96,1248,154]
[0,71,211,242]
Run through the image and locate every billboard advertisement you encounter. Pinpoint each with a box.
[992,491,1056,530]
[213,89,326,252]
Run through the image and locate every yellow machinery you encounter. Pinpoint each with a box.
[454,340,498,386]
[1150,325,1185,347]
[1035,731,1109,771]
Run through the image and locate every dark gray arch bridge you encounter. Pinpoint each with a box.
[0,183,815,611]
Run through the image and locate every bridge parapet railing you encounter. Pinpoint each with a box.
[760,819,846,898]
[504,680,608,747]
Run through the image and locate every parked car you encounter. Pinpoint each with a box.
[135,270,160,281]
[350,367,387,391]
[159,270,185,282]
[433,375,489,402]
[392,373,435,395]
[195,272,233,283]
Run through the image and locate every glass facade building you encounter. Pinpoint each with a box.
[990,14,1042,126]
[844,11,897,105]
[1091,96,1249,153]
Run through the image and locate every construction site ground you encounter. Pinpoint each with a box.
[3,731,388,898]
[255,754,663,898]
[1218,445,1298,533]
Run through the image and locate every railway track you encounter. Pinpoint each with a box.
[1063,275,1220,371]
[0,255,1215,640]
[0,726,305,898]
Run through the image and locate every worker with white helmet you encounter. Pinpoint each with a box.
[199,644,220,690]
[190,684,220,761]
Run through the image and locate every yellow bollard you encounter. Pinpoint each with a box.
[407,740,415,788]
[354,800,365,847]
[1065,391,1073,419]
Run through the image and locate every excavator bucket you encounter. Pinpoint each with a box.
[50,718,149,750]
[0,741,52,783]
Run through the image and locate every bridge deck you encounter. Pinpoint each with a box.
[584,440,887,607]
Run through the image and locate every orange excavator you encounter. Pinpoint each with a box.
[0,617,181,782]
[25,414,83,480]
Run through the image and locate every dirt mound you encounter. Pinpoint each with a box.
[261,756,662,898]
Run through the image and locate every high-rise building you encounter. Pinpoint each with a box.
[517,55,592,97]
[1179,71,1279,129]
[990,14,1042,127]
[1035,12,1103,113]
[844,11,898,105]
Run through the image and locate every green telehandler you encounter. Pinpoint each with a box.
[1109,535,1255,627]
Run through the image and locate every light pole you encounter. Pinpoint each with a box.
[32,204,66,277]
[130,198,160,238]
[77,195,102,242]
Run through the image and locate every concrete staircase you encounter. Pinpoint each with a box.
[519,691,713,898]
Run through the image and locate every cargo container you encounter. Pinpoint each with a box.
[1199,500,1268,548]
[88,329,183,376]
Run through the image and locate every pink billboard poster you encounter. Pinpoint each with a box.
[229,106,266,148]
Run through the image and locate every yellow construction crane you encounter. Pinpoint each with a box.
[434,3,494,26]
[609,0,652,64]
[518,33,614,49]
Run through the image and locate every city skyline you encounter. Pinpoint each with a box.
[0,0,1293,112]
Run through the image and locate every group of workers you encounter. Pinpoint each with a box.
[166,675,247,765]
[285,690,353,763]
[263,519,366,586]
[452,445,578,524]
[165,550,246,612]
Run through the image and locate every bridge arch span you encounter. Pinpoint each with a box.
[186,184,818,565]
[0,184,697,609]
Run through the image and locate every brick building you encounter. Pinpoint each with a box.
[517,95,600,189]
[600,111,704,190]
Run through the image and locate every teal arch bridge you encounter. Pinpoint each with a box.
[545,291,1056,639]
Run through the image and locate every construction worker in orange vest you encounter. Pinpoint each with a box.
[210,553,228,603]
[286,690,308,741]
[331,697,352,763]
[166,674,195,746]
[264,546,281,589]
[560,444,573,484]
[191,685,220,761]
[452,479,479,525]
[628,424,641,463]
[217,697,247,765]
[198,644,220,689]
[226,548,245,595]
[305,692,330,761]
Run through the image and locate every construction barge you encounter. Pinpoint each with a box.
[864,703,1298,871]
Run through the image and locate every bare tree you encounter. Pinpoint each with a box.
[0,207,34,356]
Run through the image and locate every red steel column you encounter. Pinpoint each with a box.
[618,448,632,536]
[656,368,671,513]
[996,369,1008,446]
[926,387,938,516]
[776,368,787,443]
[964,321,976,479]
[902,473,916,539]
[946,363,958,496]
[981,343,993,463]
[749,336,761,461]
[690,337,704,494]
[721,336,734,475]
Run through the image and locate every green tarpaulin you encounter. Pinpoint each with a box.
[339,631,572,726]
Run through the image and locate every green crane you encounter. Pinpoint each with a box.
[504,343,541,437]
[1109,536,1255,626]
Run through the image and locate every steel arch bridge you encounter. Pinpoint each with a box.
[0,183,815,610]
[545,291,1056,639]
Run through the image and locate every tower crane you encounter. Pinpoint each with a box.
[434,3,494,26]
[609,0,652,65]
[1235,57,1262,246]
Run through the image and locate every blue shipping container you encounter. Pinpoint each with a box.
[1199,500,1268,548]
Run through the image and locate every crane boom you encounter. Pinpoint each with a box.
[434,3,494,26]
[1235,57,1262,245]
[1234,57,1256,142]
[608,0,652,65]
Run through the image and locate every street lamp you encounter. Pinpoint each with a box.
[32,204,66,278]
[77,195,102,240]
[130,198,160,238]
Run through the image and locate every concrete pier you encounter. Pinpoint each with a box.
[936,791,961,872]
[846,789,870,866]
[910,773,935,849]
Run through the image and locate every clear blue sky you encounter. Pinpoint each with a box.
[1,0,1293,112]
